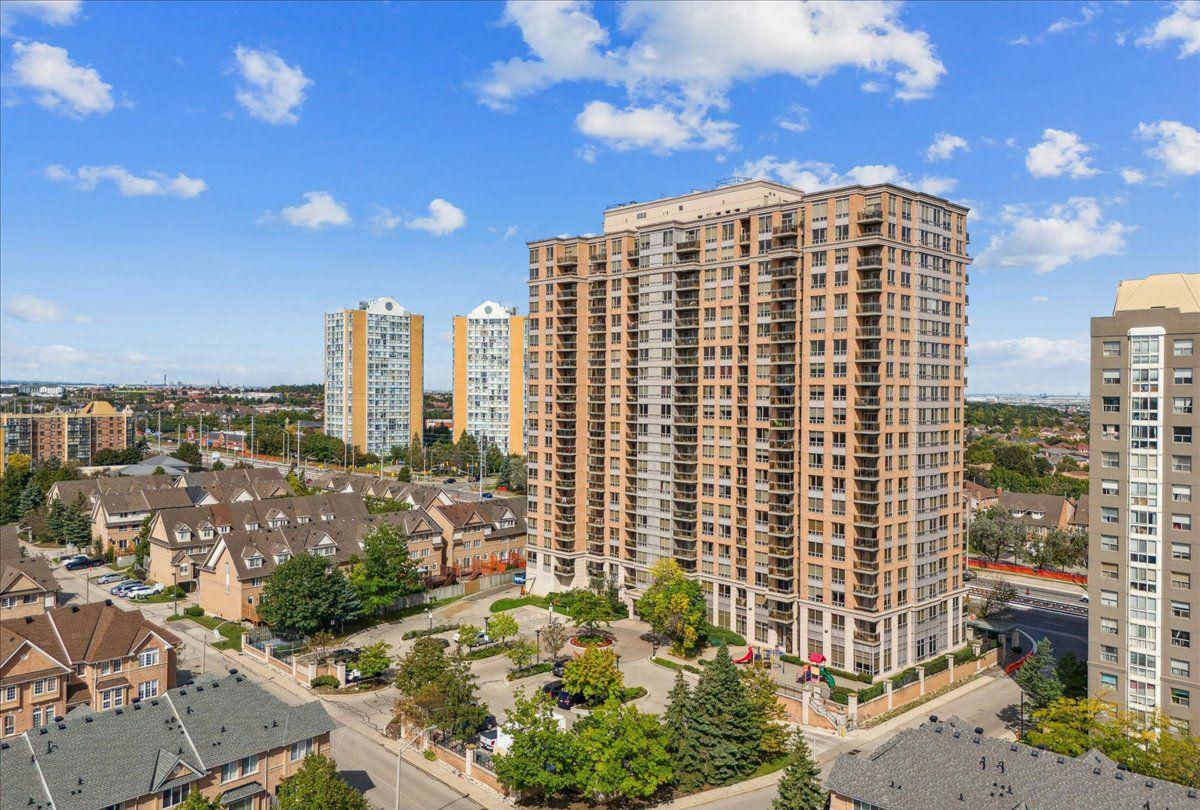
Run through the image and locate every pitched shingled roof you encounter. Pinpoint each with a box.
[0,672,333,810]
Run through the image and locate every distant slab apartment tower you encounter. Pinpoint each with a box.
[1088,272,1199,733]
[452,301,525,455]
[525,179,971,677]
[324,297,423,458]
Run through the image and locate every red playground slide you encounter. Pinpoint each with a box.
[733,648,754,664]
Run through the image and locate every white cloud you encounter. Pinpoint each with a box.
[1135,120,1200,176]
[233,45,311,125]
[275,191,351,229]
[776,104,809,134]
[44,164,207,198]
[577,143,597,163]
[1,0,81,36]
[977,197,1134,273]
[1120,167,1146,184]
[6,294,88,323]
[1025,128,1099,178]
[970,337,1089,394]
[1030,295,1052,303]
[739,156,957,197]
[9,41,113,117]
[479,1,944,153]
[575,100,735,152]
[405,198,466,236]
[368,206,405,230]
[1047,5,1096,34]
[925,132,968,162]
[1135,0,1200,57]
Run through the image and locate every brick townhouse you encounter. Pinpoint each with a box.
[0,601,178,737]
[0,672,333,810]
[145,491,361,591]
[430,499,528,575]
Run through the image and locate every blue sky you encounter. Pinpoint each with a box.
[1,0,1197,393]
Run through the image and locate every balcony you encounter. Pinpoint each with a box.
[857,278,883,292]
[857,256,883,270]
[857,208,884,223]
[556,252,579,267]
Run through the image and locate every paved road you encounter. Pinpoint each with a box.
[43,552,482,810]
[1005,603,1088,660]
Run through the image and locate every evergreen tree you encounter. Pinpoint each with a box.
[18,478,42,515]
[687,645,759,786]
[664,670,703,789]
[44,499,66,543]
[772,733,826,810]
[1015,637,1064,710]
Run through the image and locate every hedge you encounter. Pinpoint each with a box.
[402,623,459,640]
[184,605,204,618]
[310,675,339,689]
[704,624,747,647]
[507,662,554,681]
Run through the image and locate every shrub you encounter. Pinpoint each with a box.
[704,624,747,647]
[422,749,436,761]
[826,665,873,685]
[401,623,458,640]
[184,605,204,618]
[310,675,339,689]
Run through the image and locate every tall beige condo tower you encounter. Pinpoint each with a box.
[452,301,526,455]
[324,297,423,458]
[1088,273,1200,732]
[525,180,970,676]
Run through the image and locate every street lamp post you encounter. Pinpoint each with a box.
[426,607,433,633]
[395,725,437,810]
[536,628,542,665]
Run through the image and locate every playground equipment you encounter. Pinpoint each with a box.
[797,652,837,689]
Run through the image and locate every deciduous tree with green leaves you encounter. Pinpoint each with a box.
[741,661,789,760]
[276,754,369,810]
[172,442,202,467]
[505,639,537,673]
[574,697,673,802]
[257,553,361,636]
[570,589,616,638]
[636,558,708,656]
[562,646,624,706]
[539,621,567,661]
[177,791,220,810]
[488,612,520,646]
[493,690,581,800]
[348,520,422,614]
[354,642,392,680]
[1054,650,1087,699]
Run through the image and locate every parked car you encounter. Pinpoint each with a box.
[478,727,500,751]
[469,632,492,648]
[60,554,88,565]
[551,658,569,678]
[963,570,974,582]
[444,478,457,484]
[96,572,126,584]
[554,690,584,710]
[476,714,497,734]
[64,557,105,571]
[481,492,493,499]
[512,572,526,585]
[110,580,144,596]
[1078,593,1089,603]
[127,583,166,599]
[329,648,361,663]
[541,680,563,698]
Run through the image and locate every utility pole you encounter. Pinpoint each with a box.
[250,415,255,463]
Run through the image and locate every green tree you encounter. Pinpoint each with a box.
[574,697,673,802]
[488,612,520,646]
[1014,637,1063,710]
[1054,651,1087,699]
[976,578,1017,619]
[688,645,759,786]
[0,453,33,524]
[396,638,450,696]
[177,791,220,810]
[570,589,616,638]
[276,754,369,810]
[741,661,789,760]
[772,733,826,810]
[393,639,487,740]
[435,652,488,740]
[493,690,580,799]
[505,640,537,673]
[210,460,226,471]
[562,646,624,706]
[172,442,202,466]
[61,494,91,547]
[664,670,702,788]
[456,623,481,649]
[348,521,422,614]
[354,642,392,680]
[499,454,527,493]
[485,444,505,476]
[152,465,167,475]
[968,507,1022,563]
[133,513,154,570]
[636,558,707,655]
[44,498,66,543]
[17,478,43,515]
[257,554,361,635]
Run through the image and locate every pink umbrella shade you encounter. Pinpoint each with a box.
[807,652,827,664]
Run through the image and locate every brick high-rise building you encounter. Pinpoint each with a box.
[524,180,971,676]
[324,297,424,458]
[452,301,526,455]
[0,401,133,473]
[1088,273,1199,732]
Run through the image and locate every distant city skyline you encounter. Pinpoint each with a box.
[2,2,1197,393]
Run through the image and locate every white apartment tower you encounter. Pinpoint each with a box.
[453,301,526,455]
[324,297,424,458]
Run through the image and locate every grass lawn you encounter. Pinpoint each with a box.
[651,657,703,675]
[489,594,574,617]
[342,594,465,634]
[747,754,790,779]
[170,614,246,650]
[132,587,187,604]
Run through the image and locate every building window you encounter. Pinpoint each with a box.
[1100,535,1119,552]
[1100,590,1118,607]
[1171,688,1191,707]
[1101,452,1119,468]
[1176,338,1194,356]
[1102,341,1121,357]
[1100,507,1119,525]
[1102,369,1121,385]
[1100,645,1118,663]
[1175,368,1194,385]
[1171,629,1192,648]
[1099,672,1118,689]
[1171,658,1191,678]
[161,786,188,807]
[138,680,159,700]
[1171,571,1192,590]
[101,687,124,710]
[290,737,314,761]
[139,648,159,668]
[1100,617,1118,635]
[2,685,16,703]
[1172,600,1192,619]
